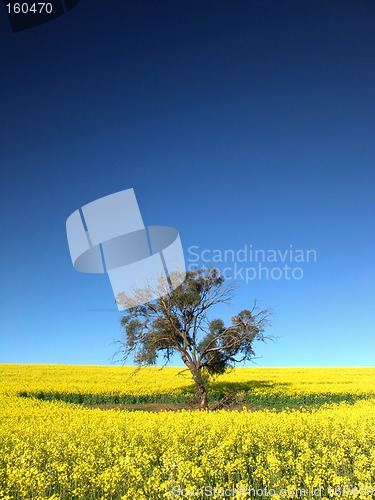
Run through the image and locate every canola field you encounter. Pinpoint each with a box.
[0,365,374,499]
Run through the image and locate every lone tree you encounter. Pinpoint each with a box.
[115,268,273,409]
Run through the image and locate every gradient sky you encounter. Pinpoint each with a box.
[0,0,374,367]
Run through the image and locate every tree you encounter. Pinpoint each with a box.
[114,268,273,409]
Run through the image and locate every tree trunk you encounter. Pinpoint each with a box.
[196,383,208,409]
[192,369,208,410]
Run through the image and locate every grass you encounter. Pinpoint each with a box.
[18,387,373,410]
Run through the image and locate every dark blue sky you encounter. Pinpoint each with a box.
[1,0,374,366]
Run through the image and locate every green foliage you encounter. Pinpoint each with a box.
[115,268,273,407]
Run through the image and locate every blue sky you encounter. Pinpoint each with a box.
[0,0,374,367]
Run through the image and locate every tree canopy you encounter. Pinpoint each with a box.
[115,268,273,408]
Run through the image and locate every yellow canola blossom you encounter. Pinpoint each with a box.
[1,365,374,399]
[0,366,374,499]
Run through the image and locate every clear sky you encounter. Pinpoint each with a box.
[0,0,374,367]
